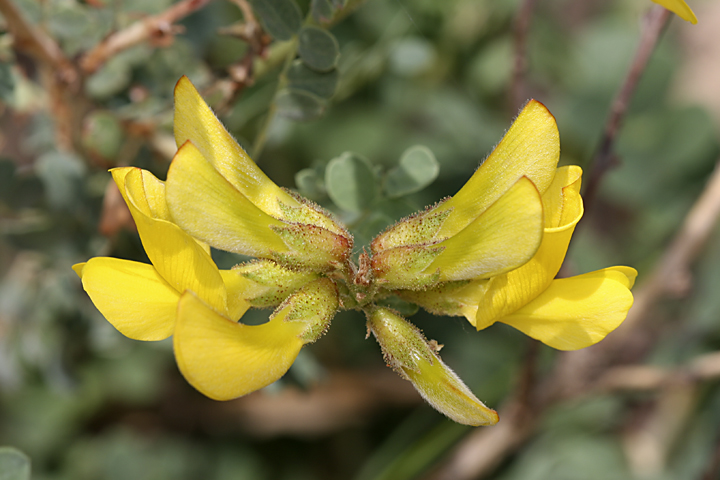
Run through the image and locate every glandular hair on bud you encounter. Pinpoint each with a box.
[366,307,499,426]
[271,277,339,343]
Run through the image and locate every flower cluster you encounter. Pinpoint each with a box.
[75,77,636,426]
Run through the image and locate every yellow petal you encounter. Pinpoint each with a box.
[111,167,171,221]
[372,100,559,251]
[173,278,338,401]
[173,291,306,401]
[165,141,289,257]
[498,267,636,350]
[651,0,697,23]
[218,269,253,321]
[472,167,584,329]
[429,176,544,282]
[173,76,298,217]
[77,258,178,341]
[121,167,228,314]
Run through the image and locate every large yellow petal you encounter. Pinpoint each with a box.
[165,141,289,257]
[75,258,178,341]
[651,0,697,23]
[430,176,544,282]
[173,292,306,401]
[498,267,637,350]
[372,100,559,251]
[472,167,583,329]
[174,76,298,216]
[121,167,228,314]
[173,278,338,400]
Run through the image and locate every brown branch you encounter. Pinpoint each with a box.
[79,0,214,75]
[509,0,539,113]
[582,5,672,210]
[0,0,75,82]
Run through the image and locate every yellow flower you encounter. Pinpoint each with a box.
[75,77,636,426]
[651,0,697,23]
[167,77,352,272]
[398,118,636,351]
[74,166,332,399]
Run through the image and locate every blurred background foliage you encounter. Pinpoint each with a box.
[1,0,720,479]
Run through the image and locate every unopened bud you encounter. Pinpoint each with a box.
[366,307,498,426]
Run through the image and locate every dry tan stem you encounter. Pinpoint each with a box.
[79,0,213,75]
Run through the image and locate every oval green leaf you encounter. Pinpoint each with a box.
[0,447,31,480]
[384,145,439,198]
[275,89,327,121]
[325,152,379,213]
[286,60,339,99]
[311,0,334,24]
[295,168,326,200]
[250,0,302,41]
[298,26,340,72]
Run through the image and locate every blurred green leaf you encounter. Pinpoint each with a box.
[34,151,87,210]
[0,447,30,480]
[310,0,334,24]
[384,145,439,198]
[295,167,326,200]
[298,26,340,72]
[0,62,15,103]
[326,152,379,213]
[82,111,125,161]
[250,0,302,41]
[286,60,339,99]
[275,88,327,121]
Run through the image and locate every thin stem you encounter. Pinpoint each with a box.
[582,5,672,211]
[509,0,539,113]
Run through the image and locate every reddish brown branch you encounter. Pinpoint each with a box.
[583,5,672,209]
[509,0,539,113]
[79,0,214,75]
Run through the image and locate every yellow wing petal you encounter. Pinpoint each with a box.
[165,141,289,257]
[651,0,697,23]
[430,176,544,282]
[473,166,583,329]
[498,267,636,350]
[121,167,228,314]
[173,76,298,216]
[173,291,306,401]
[77,258,179,341]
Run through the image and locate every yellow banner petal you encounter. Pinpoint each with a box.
[651,0,697,23]
[429,176,543,282]
[77,258,178,341]
[165,141,289,258]
[499,267,636,350]
[121,167,228,314]
[174,291,306,401]
[173,76,298,216]
[473,167,584,329]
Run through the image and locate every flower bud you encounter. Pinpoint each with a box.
[366,307,498,426]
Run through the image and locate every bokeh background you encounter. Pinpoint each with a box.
[1,0,720,479]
